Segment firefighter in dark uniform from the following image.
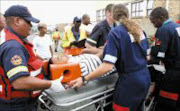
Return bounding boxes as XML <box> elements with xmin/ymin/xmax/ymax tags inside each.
<box><xmin>149</xmin><ymin>7</ymin><xmax>180</xmax><ymax>111</ymax></box>
<box><xmin>71</xmin><ymin>4</ymin><xmax>150</xmax><ymax>111</ymax></box>
<box><xmin>82</xmin><ymin>4</ymin><xmax>116</xmax><ymax>54</ymax></box>
<box><xmin>0</xmin><ymin>5</ymin><xmax>65</xmax><ymax>111</ymax></box>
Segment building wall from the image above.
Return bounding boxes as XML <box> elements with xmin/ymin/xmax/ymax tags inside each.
<box><xmin>95</xmin><ymin>0</ymin><xmax>180</xmax><ymax>37</ymax></box>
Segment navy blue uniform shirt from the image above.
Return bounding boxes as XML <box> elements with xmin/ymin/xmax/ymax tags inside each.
<box><xmin>86</xmin><ymin>20</ymin><xmax>112</xmax><ymax>48</ymax></box>
<box><xmin>103</xmin><ymin>25</ymin><xmax>149</xmax><ymax>73</ymax></box>
<box><xmin>150</xmin><ymin>20</ymin><xmax>180</xmax><ymax>70</ymax></box>
<box><xmin>0</xmin><ymin>27</ymin><xmax>34</xmax><ymax>104</ymax></box>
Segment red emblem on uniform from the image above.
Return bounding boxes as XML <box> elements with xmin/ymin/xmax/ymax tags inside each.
<box><xmin>155</xmin><ymin>39</ymin><xmax>161</xmax><ymax>46</ymax></box>
<box><xmin>11</xmin><ymin>55</ymin><xmax>22</xmax><ymax>65</ymax></box>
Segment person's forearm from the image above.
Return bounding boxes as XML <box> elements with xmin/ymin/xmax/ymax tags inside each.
<box><xmin>36</xmin><ymin>54</ymin><xmax>44</xmax><ymax>61</ymax></box>
<box><xmin>82</xmin><ymin>47</ymin><xmax>99</xmax><ymax>54</ymax></box>
<box><xmin>85</xmin><ymin>62</ymin><xmax>114</xmax><ymax>81</ymax></box>
<box><xmin>12</xmin><ymin>76</ymin><xmax>51</xmax><ymax>91</ymax></box>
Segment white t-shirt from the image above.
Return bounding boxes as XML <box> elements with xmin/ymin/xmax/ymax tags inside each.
<box><xmin>33</xmin><ymin>34</ymin><xmax>53</xmax><ymax>59</ymax></box>
<box><xmin>80</xmin><ymin>24</ymin><xmax>94</xmax><ymax>34</ymax></box>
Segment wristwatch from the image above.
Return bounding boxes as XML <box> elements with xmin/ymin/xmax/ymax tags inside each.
<box><xmin>81</xmin><ymin>76</ymin><xmax>88</xmax><ymax>86</ymax></box>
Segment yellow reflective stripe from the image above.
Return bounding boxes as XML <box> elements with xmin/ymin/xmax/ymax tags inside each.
<box><xmin>7</xmin><ymin>66</ymin><xmax>28</xmax><ymax>78</ymax></box>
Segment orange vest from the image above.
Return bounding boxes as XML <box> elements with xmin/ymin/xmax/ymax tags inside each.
<box><xmin>0</xmin><ymin>29</ymin><xmax>44</xmax><ymax>100</ymax></box>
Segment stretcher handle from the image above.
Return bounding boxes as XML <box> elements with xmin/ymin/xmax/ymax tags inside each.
<box><xmin>38</xmin><ymin>94</ymin><xmax>53</xmax><ymax>111</ymax></box>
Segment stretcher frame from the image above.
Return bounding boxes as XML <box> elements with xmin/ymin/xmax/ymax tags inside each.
<box><xmin>38</xmin><ymin>65</ymin><xmax>165</xmax><ymax>111</ymax></box>
<box><xmin>38</xmin><ymin>73</ymin><xmax>118</xmax><ymax>111</ymax></box>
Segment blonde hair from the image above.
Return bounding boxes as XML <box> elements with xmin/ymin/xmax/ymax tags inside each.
<box><xmin>113</xmin><ymin>4</ymin><xmax>142</xmax><ymax>43</ymax></box>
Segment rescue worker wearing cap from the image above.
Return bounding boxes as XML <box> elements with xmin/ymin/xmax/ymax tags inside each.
<box><xmin>149</xmin><ymin>7</ymin><xmax>180</xmax><ymax>111</ymax></box>
<box><xmin>71</xmin><ymin>4</ymin><xmax>150</xmax><ymax>111</ymax></box>
<box><xmin>61</xmin><ymin>17</ymin><xmax>87</xmax><ymax>48</ymax></box>
<box><xmin>0</xmin><ymin>5</ymin><xmax>65</xmax><ymax>111</ymax></box>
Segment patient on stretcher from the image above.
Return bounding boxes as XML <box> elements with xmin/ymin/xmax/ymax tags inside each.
<box><xmin>44</xmin><ymin>52</ymin><xmax>116</xmax><ymax>84</ymax></box>
<box><xmin>50</xmin><ymin>53</ymin><xmax>116</xmax><ymax>77</ymax></box>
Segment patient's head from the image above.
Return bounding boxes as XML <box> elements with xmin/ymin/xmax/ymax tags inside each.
<box><xmin>52</xmin><ymin>54</ymin><xmax>69</xmax><ymax>64</ymax></box>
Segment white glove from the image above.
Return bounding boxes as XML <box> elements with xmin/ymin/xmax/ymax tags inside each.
<box><xmin>49</xmin><ymin>76</ymin><xmax>65</xmax><ymax>92</ymax></box>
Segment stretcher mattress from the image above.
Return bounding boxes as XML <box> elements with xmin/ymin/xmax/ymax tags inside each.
<box><xmin>44</xmin><ymin>73</ymin><xmax>118</xmax><ymax>105</ymax></box>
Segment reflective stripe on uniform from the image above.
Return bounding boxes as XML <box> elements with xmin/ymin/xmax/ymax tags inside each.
<box><xmin>7</xmin><ymin>66</ymin><xmax>28</xmax><ymax>78</ymax></box>
<box><xmin>159</xmin><ymin>90</ymin><xmax>179</xmax><ymax>101</ymax></box>
<box><xmin>113</xmin><ymin>103</ymin><xmax>130</xmax><ymax>111</ymax></box>
<box><xmin>0</xmin><ymin>85</ymin><xmax>2</xmax><ymax>92</ymax></box>
<box><xmin>30</xmin><ymin>68</ymin><xmax>42</xmax><ymax>77</ymax></box>
<box><xmin>147</xmin><ymin>48</ymin><xmax>151</xmax><ymax>55</ymax></box>
<box><xmin>32</xmin><ymin>90</ymin><xmax>41</xmax><ymax>94</ymax></box>
<box><xmin>103</xmin><ymin>54</ymin><xmax>117</xmax><ymax>64</ymax></box>
<box><xmin>157</xmin><ymin>52</ymin><xmax>165</xmax><ymax>58</ymax></box>
<box><xmin>86</xmin><ymin>38</ymin><xmax>97</xmax><ymax>44</ymax></box>
<box><xmin>176</xmin><ymin>27</ymin><xmax>180</xmax><ymax>37</ymax></box>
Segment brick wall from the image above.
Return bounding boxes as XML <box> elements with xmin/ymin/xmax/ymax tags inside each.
<box><xmin>133</xmin><ymin>0</ymin><xmax>180</xmax><ymax>37</ymax></box>
<box><xmin>168</xmin><ymin>0</ymin><xmax>180</xmax><ymax>21</ymax></box>
<box><xmin>133</xmin><ymin>17</ymin><xmax>157</xmax><ymax>37</ymax></box>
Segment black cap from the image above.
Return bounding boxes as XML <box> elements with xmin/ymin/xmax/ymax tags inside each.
<box><xmin>4</xmin><ymin>5</ymin><xmax>40</xmax><ymax>23</ymax></box>
<box><xmin>73</xmin><ymin>17</ymin><xmax>81</xmax><ymax>22</ymax></box>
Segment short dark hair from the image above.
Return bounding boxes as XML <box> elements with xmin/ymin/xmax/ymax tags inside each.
<box><xmin>150</xmin><ymin>7</ymin><xmax>169</xmax><ymax>19</ymax></box>
<box><xmin>105</xmin><ymin>4</ymin><xmax>114</xmax><ymax>12</ymax></box>
<box><xmin>82</xmin><ymin>14</ymin><xmax>89</xmax><ymax>20</ymax></box>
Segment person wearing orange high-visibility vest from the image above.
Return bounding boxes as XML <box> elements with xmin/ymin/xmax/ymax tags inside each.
<box><xmin>0</xmin><ymin>5</ymin><xmax>65</xmax><ymax>111</ymax></box>
<box><xmin>52</xmin><ymin>28</ymin><xmax>61</xmax><ymax>52</ymax></box>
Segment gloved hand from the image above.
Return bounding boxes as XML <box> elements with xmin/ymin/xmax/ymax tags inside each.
<box><xmin>48</xmin><ymin>76</ymin><xmax>65</xmax><ymax>92</ymax></box>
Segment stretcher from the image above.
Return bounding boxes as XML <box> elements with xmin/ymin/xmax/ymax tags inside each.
<box><xmin>38</xmin><ymin>73</ymin><xmax>118</xmax><ymax>111</ymax></box>
<box><xmin>40</xmin><ymin>60</ymin><xmax>165</xmax><ymax>111</ymax></box>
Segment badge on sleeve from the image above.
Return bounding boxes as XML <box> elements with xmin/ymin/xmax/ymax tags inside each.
<box><xmin>11</xmin><ymin>55</ymin><xmax>22</xmax><ymax>65</ymax></box>
<box><xmin>155</xmin><ymin>38</ymin><xmax>161</xmax><ymax>46</ymax></box>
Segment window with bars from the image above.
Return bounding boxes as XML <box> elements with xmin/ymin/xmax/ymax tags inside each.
<box><xmin>96</xmin><ymin>9</ymin><xmax>105</xmax><ymax>21</ymax></box>
<box><xmin>131</xmin><ymin>1</ymin><xmax>144</xmax><ymax>17</ymax></box>
<box><xmin>102</xmin><ymin>9</ymin><xmax>106</xmax><ymax>20</ymax></box>
<box><xmin>147</xmin><ymin>0</ymin><xmax>153</xmax><ymax>16</ymax></box>
<box><xmin>96</xmin><ymin>10</ymin><xmax>101</xmax><ymax>21</ymax></box>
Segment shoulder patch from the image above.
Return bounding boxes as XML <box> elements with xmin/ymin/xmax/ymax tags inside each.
<box><xmin>11</xmin><ymin>55</ymin><xmax>22</xmax><ymax>65</ymax></box>
<box><xmin>155</xmin><ymin>38</ymin><xmax>161</xmax><ymax>46</ymax></box>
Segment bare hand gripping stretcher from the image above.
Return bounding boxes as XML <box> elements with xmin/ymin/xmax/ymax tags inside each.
<box><xmin>39</xmin><ymin>61</ymin><xmax>118</xmax><ymax>111</ymax></box>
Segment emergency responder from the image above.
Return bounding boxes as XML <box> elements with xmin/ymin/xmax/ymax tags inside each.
<box><xmin>149</xmin><ymin>7</ymin><xmax>180</xmax><ymax>111</ymax></box>
<box><xmin>61</xmin><ymin>17</ymin><xmax>87</xmax><ymax>48</ymax></box>
<box><xmin>0</xmin><ymin>5</ymin><xmax>65</xmax><ymax>111</ymax></box>
<box><xmin>71</xmin><ymin>4</ymin><xmax>150</xmax><ymax>111</ymax></box>
<box><xmin>82</xmin><ymin>4</ymin><xmax>116</xmax><ymax>54</ymax></box>
<box><xmin>52</xmin><ymin>28</ymin><xmax>61</xmax><ymax>52</ymax></box>
<box><xmin>0</xmin><ymin>13</ymin><xmax>5</xmax><ymax>32</ymax></box>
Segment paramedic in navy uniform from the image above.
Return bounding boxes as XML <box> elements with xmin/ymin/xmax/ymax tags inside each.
<box><xmin>0</xmin><ymin>5</ymin><xmax>65</xmax><ymax>111</ymax></box>
<box><xmin>149</xmin><ymin>7</ymin><xmax>180</xmax><ymax>111</ymax></box>
<box><xmin>71</xmin><ymin>4</ymin><xmax>150</xmax><ymax>111</ymax></box>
